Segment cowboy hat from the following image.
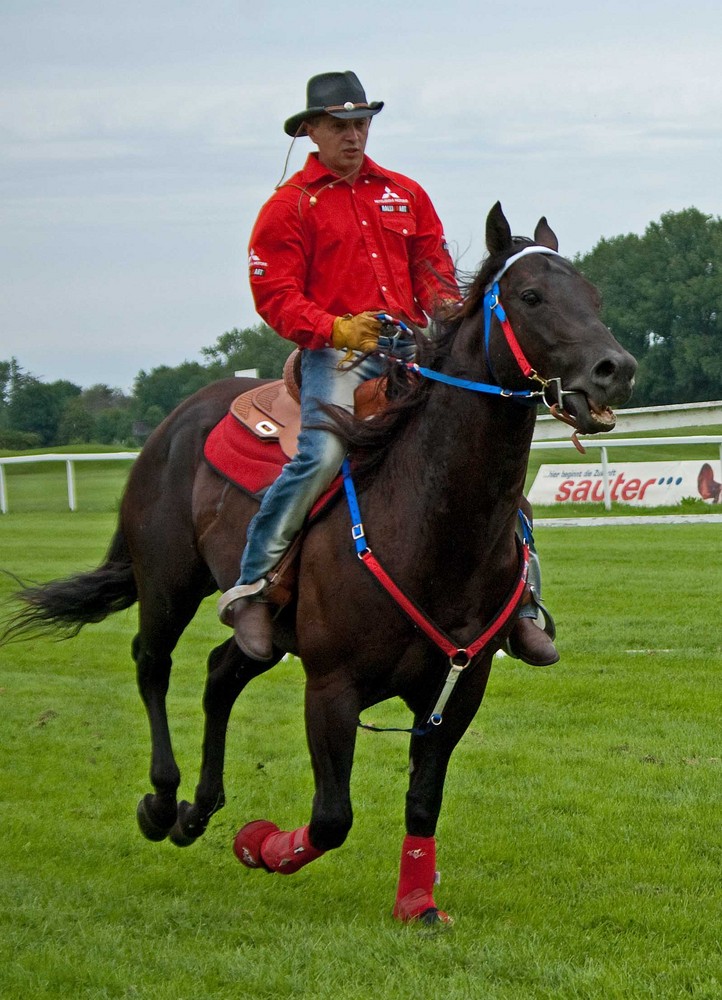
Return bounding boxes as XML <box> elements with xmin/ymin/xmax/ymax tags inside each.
<box><xmin>284</xmin><ymin>71</ymin><xmax>384</xmax><ymax>137</ymax></box>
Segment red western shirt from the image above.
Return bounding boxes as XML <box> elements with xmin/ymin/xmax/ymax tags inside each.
<box><xmin>247</xmin><ymin>153</ymin><xmax>459</xmax><ymax>350</ymax></box>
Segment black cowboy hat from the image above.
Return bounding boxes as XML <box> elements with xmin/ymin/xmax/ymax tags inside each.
<box><xmin>284</xmin><ymin>71</ymin><xmax>384</xmax><ymax>137</ymax></box>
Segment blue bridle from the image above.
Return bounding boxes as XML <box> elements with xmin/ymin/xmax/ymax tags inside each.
<box><xmin>377</xmin><ymin>245</ymin><xmax>565</xmax><ymax>404</ymax></box>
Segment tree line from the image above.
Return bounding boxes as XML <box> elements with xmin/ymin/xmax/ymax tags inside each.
<box><xmin>2</xmin><ymin>207</ymin><xmax>720</xmax><ymax>450</ymax></box>
<box><xmin>0</xmin><ymin>324</ymin><xmax>294</xmax><ymax>450</ymax></box>
<box><xmin>574</xmin><ymin>206</ymin><xmax>721</xmax><ymax>407</ymax></box>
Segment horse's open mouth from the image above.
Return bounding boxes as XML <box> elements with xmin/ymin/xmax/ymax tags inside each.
<box><xmin>587</xmin><ymin>399</ymin><xmax>617</xmax><ymax>429</ymax></box>
<box><xmin>556</xmin><ymin>392</ymin><xmax>617</xmax><ymax>435</ymax></box>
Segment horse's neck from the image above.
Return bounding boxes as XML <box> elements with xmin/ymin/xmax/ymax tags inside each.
<box><xmin>355</xmin><ymin>386</ymin><xmax>536</xmax><ymax>630</ymax></box>
<box><xmin>372</xmin><ymin>386</ymin><xmax>536</xmax><ymax>557</ymax></box>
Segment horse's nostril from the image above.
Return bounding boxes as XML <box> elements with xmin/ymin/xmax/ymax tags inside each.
<box><xmin>592</xmin><ymin>352</ymin><xmax>637</xmax><ymax>387</ymax></box>
<box><xmin>593</xmin><ymin>359</ymin><xmax>617</xmax><ymax>382</ymax></box>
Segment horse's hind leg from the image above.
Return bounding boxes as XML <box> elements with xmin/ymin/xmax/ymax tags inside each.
<box><xmin>234</xmin><ymin>675</ymin><xmax>360</xmax><ymax>873</ymax></box>
<box><xmin>134</xmin><ymin>581</ymin><xmax>208</xmax><ymax>842</ymax></box>
<box><xmin>169</xmin><ymin>638</ymin><xmax>280</xmax><ymax>846</ymax></box>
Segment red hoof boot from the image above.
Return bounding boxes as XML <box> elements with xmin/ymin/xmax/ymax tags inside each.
<box><xmin>393</xmin><ymin>889</ymin><xmax>453</xmax><ymax>926</ymax></box>
<box><xmin>233</xmin><ymin>820</ymin><xmax>279</xmax><ymax>871</ymax></box>
<box><xmin>259</xmin><ymin>825</ymin><xmax>325</xmax><ymax>875</ymax></box>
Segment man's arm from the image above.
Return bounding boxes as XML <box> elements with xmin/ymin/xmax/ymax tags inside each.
<box><xmin>408</xmin><ymin>187</ymin><xmax>461</xmax><ymax>316</ymax></box>
<box><xmin>248</xmin><ymin>197</ymin><xmax>336</xmax><ymax>350</ymax></box>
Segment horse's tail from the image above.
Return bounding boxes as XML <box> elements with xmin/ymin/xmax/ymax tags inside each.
<box><xmin>0</xmin><ymin>526</ymin><xmax>137</xmax><ymax>644</ymax></box>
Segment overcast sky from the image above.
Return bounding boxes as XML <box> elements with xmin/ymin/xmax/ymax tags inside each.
<box><xmin>2</xmin><ymin>0</ymin><xmax>721</xmax><ymax>392</ymax></box>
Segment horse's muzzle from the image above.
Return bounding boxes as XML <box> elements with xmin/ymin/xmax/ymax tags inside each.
<box><xmin>589</xmin><ymin>348</ymin><xmax>637</xmax><ymax>407</ymax></box>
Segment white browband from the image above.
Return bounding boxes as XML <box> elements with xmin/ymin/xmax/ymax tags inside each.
<box><xmin>486</xmin><ymin>245</ymin><xmax>563</xmax><ymax>291</ymax></box>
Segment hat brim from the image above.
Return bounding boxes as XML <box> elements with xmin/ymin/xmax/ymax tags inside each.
<box><xmin>284</xmin><ymin>101</ymin><xmax>383</xmax><ymax>137</ymax></box>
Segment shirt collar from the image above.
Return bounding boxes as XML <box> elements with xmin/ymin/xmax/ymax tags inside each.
<box><xmin>300</xmin><ymin>153</ymin><xmax>386</xmax><ymax>185</ymax></box>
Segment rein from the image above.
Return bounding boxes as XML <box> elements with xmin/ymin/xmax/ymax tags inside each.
<box><xmin>342</xmin><ymin>458</ymin><xmax>530</xmax><ymax>736</ymax></box>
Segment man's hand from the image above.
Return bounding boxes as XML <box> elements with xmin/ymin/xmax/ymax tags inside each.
<box><xmin>331</xmin><ymin>311</ymin><xmax>382</xmax><ymax>354</ymax></box>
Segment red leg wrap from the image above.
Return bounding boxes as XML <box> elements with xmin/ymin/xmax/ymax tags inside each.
<box><xmin>393</xmin><ymin>835</ymin><xmax>450</xmax><ymax>923</ymax></box>
<box><xmin>260</xmin><ymin>824</ymin><xmax>325</xmax><ymax>876</ymax></box>
<box><xmin>233</xmin><ymin>820</ymin><xmax>280</xmax><ymax>870</ymax></box>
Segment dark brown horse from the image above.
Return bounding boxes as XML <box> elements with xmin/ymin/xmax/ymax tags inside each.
<box><xmin>1</xmin><ymin>203</ymin><xmax>636</xmax><ymax>924</ymax></box>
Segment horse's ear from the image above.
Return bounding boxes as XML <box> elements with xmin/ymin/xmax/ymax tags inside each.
<box><xmin>534</xmin><ymin>217</ymin><xmax>559</xmax><ymax>252</ymax></box>
<box><xmin>486</xmin><ymin>201</ymin><xmax>513</xmax><ymax>255</ymax></box>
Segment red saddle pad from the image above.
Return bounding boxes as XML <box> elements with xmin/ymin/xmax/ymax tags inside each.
<box><xmin>204</xmin><ymin>411</ymin><xmax>288</xmax><ymax>498</ymax></box>
<box><xmin>203</xmin><ymin>411</ymin><xmax>343</xmax><ymax>519</ymax></box>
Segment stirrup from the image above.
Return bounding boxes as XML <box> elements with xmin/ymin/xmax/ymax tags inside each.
<box><xmin>503</xmin><ymin>590</ymin><xmax>556</xmax><ymax>659</ymax></box>
<box><xmin>217</xmin><ymin>579</ymin><xmax>267</xmax><ymax>624</ymax></box>
<box><xmin>529</xmin><ymin>592</ymin><xmax>556</xmax><ymax>641</ymax></box>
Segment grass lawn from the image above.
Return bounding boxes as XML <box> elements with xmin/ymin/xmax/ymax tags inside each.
<box><xmin>1</xmin><ymin>474</ymin><xmax>721</xmax><ymax>998</ymax></box>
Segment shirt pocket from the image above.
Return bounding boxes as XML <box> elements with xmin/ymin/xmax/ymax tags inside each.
<box><xmin>380</xmin><ymin>213</ymin><xmax>417</xmax><ymax>239</ymax></box>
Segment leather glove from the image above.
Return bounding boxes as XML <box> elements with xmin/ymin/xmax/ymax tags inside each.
<box><xmin>331</xmin><ymin>311</ymin><xmax>382</xmax><ymax>355</ymax></box>
<box><xmin>436</xmin><ymin>297</ymin><xmax>463</xmax><ymax>320</ymax></box>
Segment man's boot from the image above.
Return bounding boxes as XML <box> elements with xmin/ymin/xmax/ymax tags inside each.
<box><xmin>218</xmin><ymin>582</ymin><xmax>274</xmax><ymax>662</ymax></box>
<box><xmin>507</xmin><ymin>608</ymin><xmax>559</xmax><ymax>666</ymax></box>
<box><xmin>506</xmin><ymin>516</ymin><xmax>559</xmax><ymax>666</ymax></box>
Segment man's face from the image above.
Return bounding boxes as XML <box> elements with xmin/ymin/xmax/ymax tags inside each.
<box><xmin>305</xmin><ymin>116</ymin><xmax>370</xmax><ymax>178</ymax></box>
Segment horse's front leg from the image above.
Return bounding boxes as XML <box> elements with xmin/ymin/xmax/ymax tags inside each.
<box><xmin>394</xmin><ymin>656</ymin><xmax>493</xmax><ymax>925</ymax></box>
<box><xmin>234</xmin><ymin>673</ymin><xmax>360</xmax><ymax>874</ymax></box>
<box><xmin>169</xmin><ymin>639</ymin><xmax>281</xmax><ymax>846</ymax></box>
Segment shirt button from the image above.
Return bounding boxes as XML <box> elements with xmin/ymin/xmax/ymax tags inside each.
<box><xmin>381</xmin><ymin>286</ymin><xmax>387</xmax><ymax>292</ymax></box>
<box><xmin>362</xmin><ymin>220</ymin><xmax>368</xmax><ymax>226</ymax></box>
<box><xmin>402</xmin><ymin>229</ymin><xmax>408</xmax><ymax>235</ymax></box>
<box><xmin>371</xmin><ymin>253</ymin><xmax>378</xmax><ymax>258</ymax></box>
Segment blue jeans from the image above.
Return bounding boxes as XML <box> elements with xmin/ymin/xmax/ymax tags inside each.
<box><xmin>238</xmin><ymin>338</ymin><xmax>415</xmax><ymax>585</ymax></box>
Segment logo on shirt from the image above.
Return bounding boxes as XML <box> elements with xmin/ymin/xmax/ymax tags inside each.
<box><xmin>248</xmin><ymin>247</ymin><xmax>267</xmax><ymax>277</ymax></box>
<box><xmin>375</xmin><ymin>185</ymin><xmax>410</xmax><ymax>214</ymax></box>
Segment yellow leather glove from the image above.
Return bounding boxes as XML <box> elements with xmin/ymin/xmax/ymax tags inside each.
<box><xmin>331</xmin><ymin>311</ymin><xmax>382</xmax><ymax>355</ymax></box>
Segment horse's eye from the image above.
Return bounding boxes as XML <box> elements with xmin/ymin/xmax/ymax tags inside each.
<box><xmin>520</xmin><ymin>289</ymin><xmax>541</xmax><ymax>306</ymax></box>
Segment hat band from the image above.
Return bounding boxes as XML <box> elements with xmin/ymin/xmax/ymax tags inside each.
<box><xmin>324</xmin><ymin>102</ymin><xmax>372</xmax><ymax>113</ymax></box>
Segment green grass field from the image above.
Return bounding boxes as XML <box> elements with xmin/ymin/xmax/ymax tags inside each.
<box><xmin>1</xmin><ymin>460</ymin><xmax>721</xmax><ymax>998</ymax></box>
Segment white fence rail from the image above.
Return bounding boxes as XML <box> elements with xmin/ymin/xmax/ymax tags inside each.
<box><xmin>533</xmin><ymin>399</ymin><xmax>722</xmax><ymax>440</ymax></box>
<box><xmin>2</xmin><ymin>436</ymin><xmax>722</xmax><ymax>514</ymax></box>
<box><xmin>0</xmin><ymin>453</ymin><xmax>138</xmax><ymax>514</ymax></box>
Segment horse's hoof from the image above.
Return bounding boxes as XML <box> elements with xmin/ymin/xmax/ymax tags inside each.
<box><xmin>168</xmin><ymin>801</ymin><xmax>204</xmax><ymax>847</ymax></box>
<box><xmin>233</xmin><ymin>820</ymin><xmax>279</xmax><ymax>871</ymax></box>
<box><xmin>418</xmin><ymin>907</ymin><xmax>454</xmax><ymax>928</ymax></box>
<box><xmin>136</xmin><ymin>794</ymin><xmax>175</xmax><ymax>842</ymax></box>
<box><xmin>394</xmin><ymin>905</ymin><xmax>454</xmax><ymax>928</ymax></box>
<box><xmin>393</xmin><ymin>889</ymin><xmax>454</xmax><ymax>927</ymax></box>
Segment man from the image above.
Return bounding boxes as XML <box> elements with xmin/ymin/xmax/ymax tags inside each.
<box><xmin>218</xmin><ymin>70</ymin><xmax>558</xmax><ymax>668</ymax></box>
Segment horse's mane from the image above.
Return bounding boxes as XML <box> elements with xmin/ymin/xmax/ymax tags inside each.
<box><xmin>324</xmin><ymin>237</ymin><xmax>535</xmax><ymax>474</ymax></box>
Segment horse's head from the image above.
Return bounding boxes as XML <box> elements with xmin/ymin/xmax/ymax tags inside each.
<box><xmin>458</xmin><ymin>202</ymin><xmax>637</xmax><ymax>435</ymax></box>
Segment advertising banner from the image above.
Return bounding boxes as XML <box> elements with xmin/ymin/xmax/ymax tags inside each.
<box><xmin>527</xmin><ymin>460</ymin><xmax>722</xmax><ymax>507</ymax></box>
